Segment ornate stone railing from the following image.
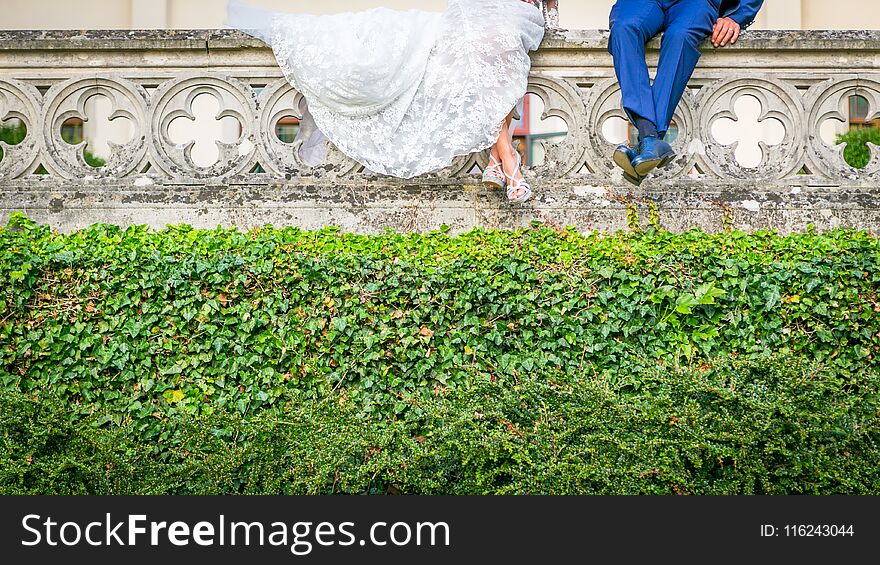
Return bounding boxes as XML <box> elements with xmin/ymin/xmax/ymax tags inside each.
<box><xmin>1</xmin><ymin>29</ymin><xmax>879</xmax><ymax>233</ymax></box>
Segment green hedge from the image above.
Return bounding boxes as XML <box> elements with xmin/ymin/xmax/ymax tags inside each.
<box><xmin>3</xmin><ymin>354</ymin><xmax>878</xmax><ymax>495</ymax></box>
<box><xmin>1</xmin><ymin>214</ymin><xmax>879</xmax><ymax>493</ymax></box>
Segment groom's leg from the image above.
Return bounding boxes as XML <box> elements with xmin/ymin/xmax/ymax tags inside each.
<box><xmin>608</xmin><ymin>0</ymin><xmax>665</xmax><ymax>133</ymax></box>
<box><xmin>651</xmin><ymin>0</ymin><xmax>719</xmax><ymax>137</ymax></box>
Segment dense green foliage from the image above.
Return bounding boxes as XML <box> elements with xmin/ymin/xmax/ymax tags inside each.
<box><xmin>836</xmin><ymin>126</ymin><xmax>880</xmax><ymax>169</ymax></box>
<box><xmin>2</xmin><ymin>355</ymin><xmax>878</xmax><ymax>495</ymax></box>
<box><xmin>1</xmin><ymin>214</ymin><xmax>879</xmax><ymax>493</ymax></box>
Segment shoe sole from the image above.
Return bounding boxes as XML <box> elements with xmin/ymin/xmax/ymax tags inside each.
<box><xmin>612</xmin><ymin>148</ymin><xmax>639</xmax><ymax>178</ymax></box>
<box><xmin>622</xmin><ymin>172</ymin><xmax>643</xmax><ymax>187</ymax></box>
<box><xmin>483</xmin><ymin>179</ymin><xmax>504</xmax><ymax>190</ymax></box>
<box><xmin>633</xmin><ymin>151</ymin><xmax>676</xmax><ymax>177</ymax></box>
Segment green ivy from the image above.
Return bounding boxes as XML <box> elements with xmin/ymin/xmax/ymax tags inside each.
<box><xmin>1</xmin><ymin>214</ymin><xmax>879</xmax><ymax>493</ymax></box>
<box><xmin>2</xmin><ymin>355</ymin><xmax>877</xmax><ymax>494</ymax></box>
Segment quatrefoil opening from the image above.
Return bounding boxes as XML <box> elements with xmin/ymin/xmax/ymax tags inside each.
<box><xmin>601</xmin><ymin>116</ymin><xmax>681</xmax><ymax>146</ymax></box>
<box><xmin>59</xmin><ymin>93</ymin><xmax>134</xmax><ymax>168</ymax></box>
<box><xmin>711</xmin><ymin>94</ymin><xmax>785</xmax><ymax>169</ymax></box>
<box><xmin>0</xmin><ymin>90</ymin><xmax>29</xmax><ymax>165</ymax></box>
<box><xmin>517</xmin><ymin>92</ymin><xmax>569</xmax><ymax>167</ymax></box>
<box><xmin>167</xmin><ymin>91</ymin><xmax>250</xmax><ymax>168</ymax></box>
<box><xmin>818</xmin><ymin>94</ymin><xmax>880</xmax><ymax>170</ymax></box>
<box><xmin>0</xmin><ymin>117</ymin><xmax>27</xmax><ymax>164</ymax></box>
<box><xmin>601</xmin><ymin>115</ymin><xmax>630</xmax><ymax>146</ymax></box>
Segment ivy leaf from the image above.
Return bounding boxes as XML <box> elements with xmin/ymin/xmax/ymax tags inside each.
<box><xmin>675</xmin><ymin>294</ymin><xmax>699</xmax><ymax>314</ymax></box>
<box><xmin>764</xmin><ymin>289</ymin><xmax>781</xmax><ymax>311</ymax></box>
<box><xmin>160</xmin><ymin>363</ymin><xmax>185</xmax><ymax>376</ymax></box>
<box><xmin>694</xmin><ymin>282</ymin><xmax>726</xmax><ymax>305</ymax></box>
<box><xmin>331</xmin><ymin>317</ymin><xmax>347</xmax><ymax>332</ymax></box>
<box><xmin>163</xmin><ymin>390</ymin><xmax>185</xmax><ymax>404</ymax></box>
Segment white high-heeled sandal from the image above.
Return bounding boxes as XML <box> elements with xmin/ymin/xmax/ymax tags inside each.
<box><xmin>504</xmin><ymin>152</ymin><xmax>532</xmax><ymax>204</ymax></box>
<box><xmin>482</xmin><ymin>153</ymin><xmax>506</xmax><ymax>190</ymax></box>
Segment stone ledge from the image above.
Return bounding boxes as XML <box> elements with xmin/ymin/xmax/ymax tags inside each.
<box><xmin>1</xmin><ymin>28</ymin><xmax>879</xmax><ymax>53</ymax></box>
<box><xmin>4</xmin><ymin>180</ymin><xmax>878</xmax><ymax>236</ymax></box>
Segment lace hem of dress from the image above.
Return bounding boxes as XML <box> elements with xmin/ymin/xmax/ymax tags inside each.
<box><xmin>229</xmin><ymin>0</ymin><xmax>545</xmax><ymax>178</ymax></box>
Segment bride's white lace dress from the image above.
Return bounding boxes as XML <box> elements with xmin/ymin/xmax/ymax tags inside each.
<box><xmin>226</xmin><ymin>0</ymin><xmax>545</xmax><ymax>178</ymax></box>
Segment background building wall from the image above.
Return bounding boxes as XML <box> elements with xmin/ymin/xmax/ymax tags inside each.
<box><xmin>1</xmin><ymin>0</ymin><xmax>133</xmax><ymax>29</ymax></box>
<box><xmin>801</xmin><ymin>0</ymin><xmax>880</xmax><ymax>29</ymax></box>
<box><xmin>3</xmin><ymin>0</ymin><xmax>880</xmax><ymax>30</ymax></box>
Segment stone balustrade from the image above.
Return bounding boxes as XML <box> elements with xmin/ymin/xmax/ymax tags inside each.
<box><xmin>1</xmin><ymin>29</ymin><xmax>879</xmax><ymax>234</ymax></box>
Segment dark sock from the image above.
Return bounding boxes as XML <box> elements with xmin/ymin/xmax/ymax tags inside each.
<box><xmin>635</xmin><ymin>117</ymin><xmax>658</xmax><ymax>142</ymax></box>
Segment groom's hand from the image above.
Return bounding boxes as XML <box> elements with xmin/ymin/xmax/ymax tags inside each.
<box><xmin>711</xmin><ymin>17</ymin><xmax>741</xmax><ymax>47</ymax></box>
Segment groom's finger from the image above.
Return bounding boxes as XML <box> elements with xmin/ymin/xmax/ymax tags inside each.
<box><xmin>712</xmin><ymin>23</ymin><xmax>728</xmax><ymax>47</ymax></box>
<box><xmin>720</xmin><ymin>24</ymin><xmax>736</xmax><ymax>46</ymax></box>
<box><xmin>711</xmin><ymin>19</ymin><xmax>724</xmax><ymax>45</ymax></box>
<box><xmin>730</xmin><ymin>25</ymin><xmax>741</xmax><ymax>45</ymax></box>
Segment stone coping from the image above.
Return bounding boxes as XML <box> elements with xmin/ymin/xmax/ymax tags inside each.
<box><xmin>6</xmin><ymin>178</ymin><xmax>879</xmax><ymax>236</ymax></box>
<box><xmin>0</xmin><ymin>28</ymin><xmax>878</xmax><ymax>53</ymax></box>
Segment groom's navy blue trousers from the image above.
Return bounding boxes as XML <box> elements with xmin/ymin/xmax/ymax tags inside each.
<box><xmin>609</xmin><ymin>0</ymin><xmax>721</xmax><ymax>137</ymax></box>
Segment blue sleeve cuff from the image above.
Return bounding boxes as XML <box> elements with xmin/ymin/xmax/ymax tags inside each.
<box><xmin>725</xmin><ymin>11</ymin><xmax>756</xmax><ymax>29</ymax></box>
<box><xmin>726</xmin><ymin>0</ymin><xmax>764</xmax><ymax>29</ymax></box>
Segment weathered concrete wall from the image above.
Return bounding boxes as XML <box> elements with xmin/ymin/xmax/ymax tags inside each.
<box><xmin>9</xmin><ymin>178</ymin><xmax>879</xmax><ymax>236</ymax></box>
<box><xmin>1</xmin><ymin>29</ymin><xmax>879</xmax><ymax>235</ymax></box>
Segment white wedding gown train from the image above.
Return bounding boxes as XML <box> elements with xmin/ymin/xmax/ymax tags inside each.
<box><xmin>225</xmin><ymin>0</ymin><xmax>544</xmax><ymax>178</ymax></box>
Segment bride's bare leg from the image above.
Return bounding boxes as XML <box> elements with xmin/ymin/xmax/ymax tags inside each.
<box><xmin>489</xmin><ymin>143</ymin><xmax>502</xmax><ymax>168</ymax></box>
<box><xmin>489</xmin><ymin>111</ymin><xmax>513</xmax><ymax>171</ymax></box>
<box><xmin>492</xmin><ymin>112</ymin><xmax>527</xmax><ymax>200</ymax></box>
